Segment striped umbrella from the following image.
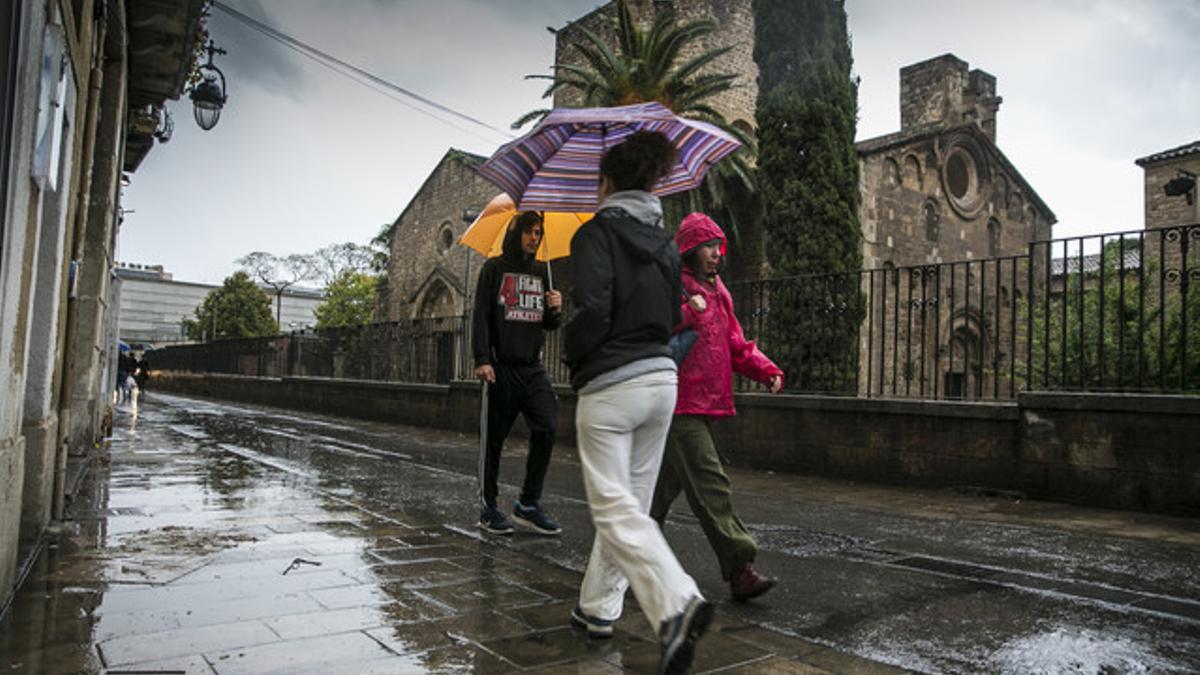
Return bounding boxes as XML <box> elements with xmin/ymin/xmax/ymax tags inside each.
<box><xmin>478</xmin><ymin>102</ymin><xmax>741</xmax><ymax>213</ymax></box>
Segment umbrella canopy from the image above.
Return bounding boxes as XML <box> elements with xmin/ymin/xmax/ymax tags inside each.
<box><xmin>478</xmin><ymin>102</ymin><xmax>741</xmax><ymax>213</ymax></box>
<box><xmin>118</xmin><ymin>340</ymin><xmax>131</xmax><ymax>352</ymax></box>
<box><xmin>459</xmin><ymin>193</ymin><xmax>590</xmax><ymax>262</ymax></box>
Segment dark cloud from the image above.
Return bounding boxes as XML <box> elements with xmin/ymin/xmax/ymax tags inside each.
<box><xmin>208</xmin><ymin>0</ymin><xmax>311</xmax><ymax>99</ymax></box>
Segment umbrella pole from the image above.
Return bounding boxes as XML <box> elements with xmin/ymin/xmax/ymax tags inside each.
<box><xmin>477</xmin><ymin>379</ymin><xmax>489</xmax><ymax>512</ymax></box>
<box><xmin>543</xmin><ymin>225</ymin><xmax>554</xmax><ymax>290</ymax></box>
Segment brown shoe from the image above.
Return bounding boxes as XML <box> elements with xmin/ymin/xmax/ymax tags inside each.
<box><xmin>730</xmin><ymin>563</ymin><xmax>776</xmax><ymax>602</ymax></box>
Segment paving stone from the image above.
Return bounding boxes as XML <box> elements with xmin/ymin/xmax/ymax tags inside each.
<box><xmin>98</xmin><ymin>620</ymin><xmax>279</xmax><ymax>666</ymax></box>
<box><xmin>523</xmin><ymin>659</ymin><xmax>626</xmax><ymax>674</ymax></box>
<box><xmin>96</xmin><ymin>570</ymin><xmax>361</xmax><ymax>614</ymax></box>
<box><xmin>604</xmin><ymin>630</ymin><xmax>771</xmax><ymax>673</ymax></box>
<box><xmin>367</xmin><ymin>544</ymin><xmax>476</xmax><ymax>564</ymax></box>
<box><xmin>508</xmin><ymin>599</ymin><xmax>576</xmax><ymax>631</ymax></box>
<box><xmin>175</xmin><ymin>552</ymin><xmax>374</xmax><ymax>585</ymax></box>
<box><xmin>264</xmin><ymin>604</ymin><xmax>404</xmax><ymax>640</ymax></box>
<box><xmin>720</xmin><ymin>624</ymin><xmax>828</xmax><ymax>659</ymax></box>
<box><xmin>355</xmin><ymin>559</ymin><xmax>476</xmax><ymax>586</ymax></box>
<box><xmin>484</xmin><ymin>625</ymin><xmax>647</xmax><ymax>669</ymax></box>
<box><xmin>365</xmin><ymin>609</ymin><xmax>531</xmax><ymax>654</ymax></box>
<box><xmin>205</xmin><ymin>631</ymin><xmax>392</xmax><ymax>674</ymax></box>
<box><xmin>414</xmin><ymin>576</ymin><xmax>552</xmax><ymax>612</ymax></box>
<box><xmin>105</xmin><ymin>654</ymin><xmax>217</xmax><ymax>674</ymax></box>
<box><xmin>717</xmin><ymin>655</ymin><xmax>834</xmax><ymax>674</ymax></box>
<box><xmin>305</xmin><ymin>582</ymin><xmax>406</xmax><ymax>610</ymax></box>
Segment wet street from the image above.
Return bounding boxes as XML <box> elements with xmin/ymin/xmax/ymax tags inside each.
<box><xmin>2</xmin><ymin>392</ymin><xmax>1199</xmax><ymax>674</ymax></box>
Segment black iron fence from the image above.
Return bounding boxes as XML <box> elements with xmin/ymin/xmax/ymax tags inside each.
<box><xmin>153</xmin><ymin>225</ymin><xmax>1200</xmax><ymax>399</ymax></box>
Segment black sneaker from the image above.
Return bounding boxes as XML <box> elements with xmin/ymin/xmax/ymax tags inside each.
<box><xmin>512</xmin><ymin>499</ymin><xmax>562</xmax><ymax>535</ymax></box>
<box><xmin>658</xmin><ymin>596</ymin><xmax>714</xmax><ymax>675</ymax></box>
<box><xmin>478</xmin><ymin>506</ymin><xmax>514</xmax><ymax>535</ymax></box>
<box><xmin>570</xmin><ymin>605</ymin><xmax>614</xmax><ymax>639</ymax></box>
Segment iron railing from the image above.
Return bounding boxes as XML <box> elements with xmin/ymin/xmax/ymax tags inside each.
<box><xmin>153</xmin><ymin>225</ymin><xmax>1200</xmax><ymax>399</ymax></box>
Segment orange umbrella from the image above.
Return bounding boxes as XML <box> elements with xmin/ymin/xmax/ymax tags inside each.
<box><xmin>458</xmin><ymin>193</ymin><xmax>590</xmax><ymax>263</ymax></box>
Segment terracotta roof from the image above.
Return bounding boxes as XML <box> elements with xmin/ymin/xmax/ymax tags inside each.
<box><xmin>1135</xmin><ymin>140</ymin><xmax>1200</xmax><ymax>166</ymax></box>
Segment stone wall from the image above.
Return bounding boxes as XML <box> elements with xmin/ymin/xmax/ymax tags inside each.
<box><xmin>386</xmin><ymin>153</ymin><xmax>498</xmax><ymax>321</ymax></box>
<box><xmin>152</xmin><ymin>372</ymin><xmax>1200</xmax><ymax>515</ymax></box>
<box><xmin>859</xmin><ymin>136</ymin><xmax>1050</xmax><ymax>270</ymax></box>
<box><xmin>900</xmin><ymin>54</ymin><xmax>1001</xmax><ymax>142</ymax></box>
<box><xmin>1141</xmin><ymin>153</ymin><xmax>1200</xmax><ymax>230</ymax></box>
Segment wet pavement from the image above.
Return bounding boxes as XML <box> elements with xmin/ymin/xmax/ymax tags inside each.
<box><xmin>2</xmin><ymin>391</ymin><xmax>1198</xmax><ymax>674</ymax></box>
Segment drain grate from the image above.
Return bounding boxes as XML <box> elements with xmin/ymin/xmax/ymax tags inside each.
<box><xmin>889</xmin><ymin>555</ymin><xmax>1003</xmax><ymax>580</ymax></box>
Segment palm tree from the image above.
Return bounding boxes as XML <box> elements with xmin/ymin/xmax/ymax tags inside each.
<box><xmin>515</xmin><ymin>0</ymin><xmax>756</xmax><ymax>223</ymax></box>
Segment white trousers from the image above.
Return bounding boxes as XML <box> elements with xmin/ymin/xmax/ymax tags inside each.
<box><xmin>575</xmin><ymin>370</ymin><xmax>701</xmax><ymax>632</ymax></box>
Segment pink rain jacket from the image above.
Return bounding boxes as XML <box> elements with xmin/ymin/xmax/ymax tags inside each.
<box><xmin>675</xmin><ymin>213</ymin><xmax>783</xmax><ymax>418</ymax></box>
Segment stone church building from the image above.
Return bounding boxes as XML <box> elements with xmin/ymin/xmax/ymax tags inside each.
<box><xmin>384</xmin><ymin>1</ymin><xmax>1054</xmax><ymax>327</ymax></box>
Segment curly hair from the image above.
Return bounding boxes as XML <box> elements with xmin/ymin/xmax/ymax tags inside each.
<box><xmin>600</xmin><ymin>131</ymin><xmax>676</xmax><ymax>192</ymax></box>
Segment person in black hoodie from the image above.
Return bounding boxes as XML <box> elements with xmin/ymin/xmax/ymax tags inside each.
<box><xmin>564</xmin><ymin>131</ymin><xmax>713</xmax><ymax>675</ymax></box>
<box><xmin>472</xmin><ymin>211</ymin><xmax>563</xmax><ymax>535</ymax></box>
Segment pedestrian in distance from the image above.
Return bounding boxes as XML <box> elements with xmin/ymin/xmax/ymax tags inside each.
<box><xmin>651</xmin><ymin>212</ymin><xmax>785</xmax><ymax>602</ymax></box>
<box><xmin>564</xmin><ymin>131</ymin><xmax>713</xmax><ymax>675</ymax></box>
<box><xmin>472</xmin><ymin>211</ymin><xmax>564</xmax><ymax>536</ymax></box>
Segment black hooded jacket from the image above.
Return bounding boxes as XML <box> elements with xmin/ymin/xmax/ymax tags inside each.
<box><xmin>472</xmin><ymin>223</ymin><xmax>560</xmax><ymax>368</ymax></box>
<box><xmin>564</xmin><ymin>204</ymin><xmax>682</xmax><ymax>391</ymax></box>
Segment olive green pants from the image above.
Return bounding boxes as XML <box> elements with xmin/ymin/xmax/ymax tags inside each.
<box><xmin>649</xmin><ymin>414</ymin><xmax>757</xmax><ymax>580</ymax></box>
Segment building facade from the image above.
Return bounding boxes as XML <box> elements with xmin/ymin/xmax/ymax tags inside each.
<box><xmin>383</xmin><ymin>3</ymin><xmax>1057</xmax><ymax>403</ymax></box>
<box><xmin>0</xmin><ymin>0</ymin><xmax>203</xmax><ymax>610</ymax></box>
<box><xmin>115</xmin><ymin>264</ymin><xmax>324</xmax><ymax>345</ymax></box>
<box><xmin>1137</xmin><ymin>140</ymin><xmax>1200</xmax><ymax>232</ymax></box>
<box><xmin>384</xmin><ymin>150</ymin><xmax>498</xmax><ymax>321</ymax></box>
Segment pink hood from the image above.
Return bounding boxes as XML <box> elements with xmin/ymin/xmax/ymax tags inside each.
<box><xmin>676</xmin><ymin>212</ymin><xmax>727</xmax><ymax>258</ymax></box>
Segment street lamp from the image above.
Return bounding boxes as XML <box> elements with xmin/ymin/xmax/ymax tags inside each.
<box><xmin>189</xmin><ymin>41</ymin><xmax>228</xmax><ymax>131</ymax></box>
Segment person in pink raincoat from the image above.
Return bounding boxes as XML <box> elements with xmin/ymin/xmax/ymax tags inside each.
<box><xmin>650</xmin><ymin>212</ymin><xmax>785</xmax><ymax>602</ymax></box>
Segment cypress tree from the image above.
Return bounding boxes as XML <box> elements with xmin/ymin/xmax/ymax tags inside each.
<box><xmin>753</xmin><ymin>0</ymin><xmax>863</xmax><ymax>391</ymax></box>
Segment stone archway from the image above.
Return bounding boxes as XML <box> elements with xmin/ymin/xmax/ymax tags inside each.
<box><xmin>415</xmin><ymin>278</ymin><xmax>458</xmax><ymax>319</ymax></box>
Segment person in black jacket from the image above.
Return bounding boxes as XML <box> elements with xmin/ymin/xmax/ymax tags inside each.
<box><xmin>564</xmin><ymin>131</ymin><xmax>713</xmax><ymax>675</ymax></box>
<box><xmin>472</xmin><ymin>212</ymin><xmax>563</xmax><ymax>535</ymax></box>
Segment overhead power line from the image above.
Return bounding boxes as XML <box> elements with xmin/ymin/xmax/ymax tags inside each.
<box><xmin>211</xmin><ymin>1</ymin><xmax>515</xmax><ymax>143</ymax></box>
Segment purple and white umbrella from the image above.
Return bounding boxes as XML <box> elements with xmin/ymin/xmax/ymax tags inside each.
<box><xmin>478</xmin><ymin>102</ymin><xmax>742</xmax><ymax>213</ymax></box>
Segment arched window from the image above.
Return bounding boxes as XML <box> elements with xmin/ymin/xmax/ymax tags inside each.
<box><xmin>903</xmin><ymin>154</ymin><xmax>922</xmax><ymax>189</ymax></box>
<box><xmin>883</xmin><ymin>157</ymin><xmax>901</xmax><ymax>188</ymax></box>
<box><xmin>923</xmin><ymin>200</ymin><xmax>940</xmax><ymax>242</ymax></box>
<box><xmin>437</xmin><ymin>222</ymin><xmax>454</xmax><ymax>255</ymax></box>
<box><xmin>987</xmin><ymin>218</ymin><xmax>1001</xmax><ymax>258</ymax></box>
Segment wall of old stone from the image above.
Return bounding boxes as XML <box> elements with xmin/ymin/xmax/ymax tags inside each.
<box><xmin>1142</xmin><ymin>154</ymin><xmax>1200</xmax><ymax>230</ymax></box>
<box><xmin>152</xmin><ymin>372</ymin><xmax>1200</xmax><ymax>515</ymax></box>
<box><xmin>860</xmin><ymin>137</ymin><xmax>1051</xmax><ymax>271</ymax></box>
<box><xmin>386</xmin><ymin>154</ymin><xmax>498</xmax><ymax>321</ymax></box>
<box><xmin>900</xmin><ymin>54</ymin><xmax>1000</xmax><ymax>142</ymax></box>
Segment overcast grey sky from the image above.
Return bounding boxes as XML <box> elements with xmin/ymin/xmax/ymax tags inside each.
<box><xmin>120</xmin><ymin>0</ymin><xmax>1200</xmax><ymax>284</ymax></box>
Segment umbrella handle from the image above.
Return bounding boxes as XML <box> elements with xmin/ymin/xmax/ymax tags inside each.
<box><xmin>543</xmin><ymin>224</ymin><xmax>554</xmax><ymax>290</ymax></box>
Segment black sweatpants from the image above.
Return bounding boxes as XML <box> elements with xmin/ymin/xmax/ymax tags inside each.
<box><xmin>480</xmin><ymin>363</ymin><xmax>557</xmax><ymax>509</ymax></box>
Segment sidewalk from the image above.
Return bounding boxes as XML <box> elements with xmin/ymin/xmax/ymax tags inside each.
<box><xmin>0</xmin><ymin>400</ymin><xmax>907</xmax><ymax>674</ymax></box>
